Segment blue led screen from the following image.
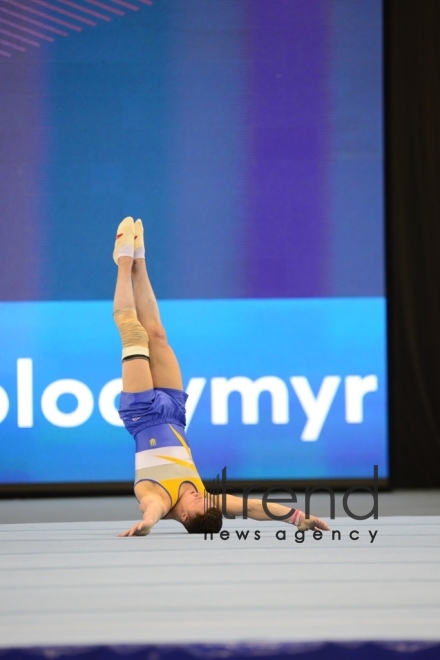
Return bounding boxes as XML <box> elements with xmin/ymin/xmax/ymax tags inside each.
<box><xmin>0</xmin><ymin>0</ymin><xmax>386</xmax><ymax>484</ymax></box>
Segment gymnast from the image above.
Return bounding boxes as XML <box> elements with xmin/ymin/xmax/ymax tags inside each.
<box><xmin>113</xmin><ymin>217</ymin><xmax>330</xmax><ymax>537</ymax></box>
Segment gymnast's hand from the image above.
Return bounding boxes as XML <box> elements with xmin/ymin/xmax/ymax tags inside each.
<box><xmin>118</xmin><ymin>498</ymin><xmax>166</xmax><ymax>537</ymax></box>
<box><xmin>118</xmin><ymin>521</ymin><xmax>153</xmax><ymax>537</ymax></box>
<box><xmin>297</xmin><ymin>514</ymin><xmax>330</xmax><ymax>532</ymax></box>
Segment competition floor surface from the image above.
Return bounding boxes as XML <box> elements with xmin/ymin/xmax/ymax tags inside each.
<box><xmin>1</xmin><ymin>493</ymin><xmax>440</xmax><ymax>658</ymax></box>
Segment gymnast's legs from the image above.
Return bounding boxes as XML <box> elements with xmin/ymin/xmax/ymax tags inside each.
<box><xmin>112</xmin><ymin>216</ymin><xmax>183</xmax><ymax>393</ymax></box>
<box><xmin>131</xmin><ymin>219</ymin><xmax>183</xmax><ymax>391</ymax></box>
<box><xmin>113</xmin><ymin>235</ymin><xmax>150</xmax><ymax>399</ymax></box>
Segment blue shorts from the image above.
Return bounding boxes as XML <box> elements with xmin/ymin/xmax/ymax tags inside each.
<box><xmin>119</xmin><ymin>387</ymin><xmax>188</xmax><ymax>438</ymax></box>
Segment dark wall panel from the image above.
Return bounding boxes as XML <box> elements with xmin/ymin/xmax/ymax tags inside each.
<box><xmin>387</xmin><ymin>0</ymin><xmax>440</xmax><ymax>487</ymax></box>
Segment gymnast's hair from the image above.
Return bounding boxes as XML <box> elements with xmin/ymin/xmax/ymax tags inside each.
<box><xmin>182</xmin><ymin>491</ymin><xmax>222</xmax><ymax>534</ymax></box>
<box><xmin>183</xmin><ymin>506</ymin><xmax>223</xmax><ymax>534</ymax></box>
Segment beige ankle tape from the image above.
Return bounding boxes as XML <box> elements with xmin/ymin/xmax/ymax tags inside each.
<box><xmin>113</xmin><ymin>308</ymin><xmax>150</xmax><ymax>362</ymax></box>
<box><xmin>121</xmin><ymin>346</ymin><xmax>150</xmax><ymax>361</ymax></box>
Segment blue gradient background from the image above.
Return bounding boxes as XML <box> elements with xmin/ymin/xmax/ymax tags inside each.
<box><xmin>0</xmin><ymin>0</ymin><xmax>383</xmax><ymax>301</ymax></box>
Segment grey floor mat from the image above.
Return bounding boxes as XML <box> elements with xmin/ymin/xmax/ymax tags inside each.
<box><xmin>1</xmin><ymin>516</ymin><xmax>439</xmax><ymax>647</ymax></box>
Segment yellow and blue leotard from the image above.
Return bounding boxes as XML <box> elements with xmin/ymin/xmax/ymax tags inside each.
<box><xmin>118</xmin><ymin>387</ymin><xmax>205</xmax><ymax>507</ymax></box>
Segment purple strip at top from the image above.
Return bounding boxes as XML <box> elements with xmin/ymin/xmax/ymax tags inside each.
<box><xmin>244</xmin><ymin>0</ymin><xmax>329</xmax><ymax>297</ymax></box>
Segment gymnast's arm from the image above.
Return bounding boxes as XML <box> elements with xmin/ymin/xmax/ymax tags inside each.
<box><xmin>220</xmin><ymin>494</ymin><xmax>330</xmax><ymax>531</ymax></box>
<box><xmin>118</xmin><ymin>495</ymin><xmax>168</xmax><ymax>537</ymax></box>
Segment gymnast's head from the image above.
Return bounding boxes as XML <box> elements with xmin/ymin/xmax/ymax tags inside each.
<box><xmin>177</xmin><ymin>489</ymin><xmax>223</xmax><ymax>534</ymax></box>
